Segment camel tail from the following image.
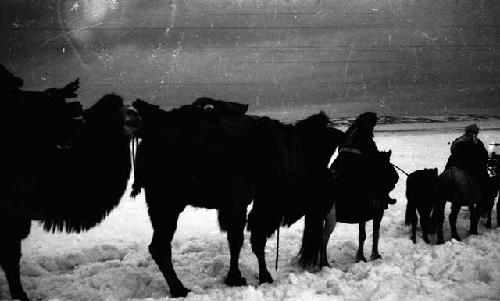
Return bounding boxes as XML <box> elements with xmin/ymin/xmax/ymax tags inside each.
<box><xmin>298</xmin><ymin>211</ymin><xmax>325</xmax><ymax>268</ymax></box>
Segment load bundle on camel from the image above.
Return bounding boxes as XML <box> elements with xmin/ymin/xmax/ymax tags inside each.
<box><xmin>2</xmin><ymin>64</ymin><xmax>82</xmax><ymax>216</ymax></box>
<box><xmin>2</xmin><ymin>64</ymin><xmax>82</xmax><ymax>152</ymax></box>
<box><xmin>0</xmin><ymin>65</ymin><xmax>140</xmax><ymax>301</ymax></box>
<box><xmin>131</xmin><ymin>97</ymin><xmax>344</xmax><ymax>298</ymax></box>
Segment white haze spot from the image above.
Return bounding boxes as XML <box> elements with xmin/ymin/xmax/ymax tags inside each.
<box><xmin>83</xmin><ymin>0</ymin><xmax>118</xmax><ymax>23</ymax></box>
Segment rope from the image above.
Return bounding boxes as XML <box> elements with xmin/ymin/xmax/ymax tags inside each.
<box><xmin>275</xmin><ymin>226</ymin><xmax>280</xmax><ymax>270</ymax></box>
<box><xmin>391</xmin><ymin>163</ymin><xmax>410</xmax><ymax>177</ymax></box>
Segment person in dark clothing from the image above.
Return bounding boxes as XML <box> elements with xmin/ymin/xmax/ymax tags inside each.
<box><xmin>336</xmin><ymin>111</ymin><xmax>396</xmax><ymax>206</ymax></box>
<box><xmin>445</xmin><ymin>124</ymin><xmax>489</xmax><ymax>203</ymax></box>
<box><xmin>342</xmin><ymin>111</ymin><xmax>379</xmax><ymax>154</ymax></box>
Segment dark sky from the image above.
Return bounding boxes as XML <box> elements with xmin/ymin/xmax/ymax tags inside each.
<box><xmin>1</xmin><ymin>0</ymin><xmax>500</xmax><ymax>117</ymax></box>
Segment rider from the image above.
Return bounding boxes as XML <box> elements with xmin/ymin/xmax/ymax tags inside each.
<box><xmin>445</xmin><ymin>124</ymin><xmax>489</xmax><ymax>201</ymax></box>
<box><xmin>338</xmin><ymin>111</ymin><xmax>396</xmax><ymax>206</ymax></box>
<box><xmin>342</xmin><ymin>111</ymin><xmax>379</xmax><ymax>154</ymax></box>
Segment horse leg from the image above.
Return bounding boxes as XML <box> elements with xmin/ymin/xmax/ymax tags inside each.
<box><xmin>469</xmin><ymin>203</ymin><xmax>479</xmax><ymax>235</ymax></box>
<box><xmin>496</xmin><ymin>196</ymin><xmax>500</xmax><ymax>228</ymax></box>
<box><xmin>148</xmin><ymin>205</ymin><xmax>188</xmax><ymax>298</ymax></box>
<box><xmin>356</xmin><ymin>222</ymin><xmax>367</xmax><ymax>263</ymax></box>
<box><xmin>420</xmin><ymin>218</ymin><xmax>431</xmax><ymax>244</ymax></box>
<box><xmin>370</xmin><ymin>211</ymin><xmax>383</xmax><ymax>261</ymax></box>
<box><xmin>419</xmin><ymin>208</ymin><xmax>432</xmax><ymax>244</ymax></box>
<box><xmin>405</xmin><ymin>199</ymin><xmax>418</xmax><ymax>243</ymax></box>
<box><xmin>319</xmin><ymin>206</ymin><xmax>336</xmax><ymax>267</ymax></box>
<box><xmin>223</xmin><ymin>207</ymin><xmax>247</xmax><ymax>287</ymax></box>
<box><xmin>431</xmin><ymin>200</ymin><xmax>446</xmax><ymax>244</ymax></box>
<box><xmin>449</xmin><ymin>204</ymin><xmax>461</xmax><ymax>241</ymax></box>
<box><xmin>485</xmin><ymin>200</ymin><xmax>493</xmax><ymax>228</ymax></box>
<box><xmin>410</xmin><ymin>220</ymin><xmax>418</xmax><ymax>244</ymax></box>
<box><xmin>0</xmin><ymin>219</ymin><xmax>31</xmax><ymax>301</ymax></box>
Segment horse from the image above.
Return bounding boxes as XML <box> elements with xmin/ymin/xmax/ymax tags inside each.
<box><xmin>482</xmin><ymin>158</ymin><xmax>500</xmax><ymax>228</ymax></box>
<box><xmin>131</xmin><ymin>98</ymin><xmax>344</xmax><ymax>297</ymax></box>
<box><xmin>404</xmin><ymin>168</ymin><xmax>440</xmax><ymax>243</ymax></box>
<box><xmin>298</xmin><ymin>149</ymin><xmax>399</xmax><ymax>267</ymax></box>
<box><xmin>430</xmin><ymin>167</ymin><xmax>483</xmax><ymax>244</ymax></box>
<box><xmin>0</xmin><ymin>90</ymin><xmax>140</xmax><ymax>301</ymax></box>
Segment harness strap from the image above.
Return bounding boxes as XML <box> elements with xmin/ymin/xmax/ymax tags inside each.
<box><xmin>339</xmin><ymin>147</ymin><xmax>363</xmax><ymax>155</ymax></box>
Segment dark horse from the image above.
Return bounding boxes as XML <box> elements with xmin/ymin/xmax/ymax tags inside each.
<box><xmin>482</xmin><ymin>157</ymin><xmax>500</xmax><ymax>228</ymax></box>
<box><xmin>407</xmin><ymin>167</ymin><xmax>500</xmax><ymax>244</ymax></box>
<box><xmin>405</xmin><ymin>168</ymin><xmax>440</xmax><ymax>243</ymax></box>
<box><xmin>431</xmin><ymin>167</ymin><xmax>482</xmax><ymax>243</ymax></box>
<box><xmin>131</xmin><ymin>98</ymin><xmax>344</xmax><ymax>297</ymax></box>
<box><xmin>0</xmin><ymin>85</ymin><xmax>140</xmax><ymax>300</ymax></box>
<box><xmin>298</xmin><ymin>150</ymin><xmax>399</xmax><ymax>267</ymax></box>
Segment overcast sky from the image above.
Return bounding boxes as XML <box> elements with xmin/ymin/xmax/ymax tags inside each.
<box><xmin>1</xmin><ymin>0</ymin><xmax>499</xmax><ymax>116</ymax></box>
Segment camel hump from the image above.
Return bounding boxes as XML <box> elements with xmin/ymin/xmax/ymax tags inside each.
<box><xmin>193</xmin><ymin>97</ymin><xmax>248</xmax><ymax>116</ymax></box>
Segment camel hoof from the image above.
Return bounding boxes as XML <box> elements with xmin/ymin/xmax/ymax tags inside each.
<box><xmin>355</xmin><ymin>255</ymin><xmax>367</xmax><ymax>263</ymax></box>
<box><xmin>169</xmin><ymin>286</ymin><xmax>190</xmax><ymax>298</ymax></box>
<box><xmin>12</xmin><ymin>291</ymin><xmax>30</xmax><ymax>301</ymax></box>
<box><xmin>259</xmin><ymin>272</ymin><xmax>274</xmax><ymax>284</ymax></box>
<box><xmin>320</xmin><ymin>261</ymin><xmax>331</xmax><ymax>268</ymax></box>
<box><xmin>225</xmin><ymin>275</ymin><xmax>247</xmax><ymax>287</ymax></box>
<box><xmin>370</xmin><ymin>253</ymin><xmax>382</xmax><ymax>261</ymax></box>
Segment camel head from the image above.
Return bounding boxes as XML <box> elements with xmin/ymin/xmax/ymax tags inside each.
<box><xmin>83</xmin><ymin>94</ymin><xmax>141</xmax><ymax>140</ymax></box>
<box><xmin>122</xmin><ymin>105</ymin><xmax>141</xmax><ymax>138</ymax></box>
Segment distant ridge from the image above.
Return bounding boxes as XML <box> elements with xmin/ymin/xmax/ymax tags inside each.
<box><xmin>334</xmin><ymin>114</ymin><xmax>500</xmax><ymax>127</ymax></box>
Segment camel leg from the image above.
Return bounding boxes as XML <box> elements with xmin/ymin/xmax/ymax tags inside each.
<box><xmin>449</xmin><ymin>204</ymin><xmax>461</xmax><ymax>241</ymax></box>
<box><xmin>0</xmin><ymin>219</ymin><xmax>31</xmax><ymax>301</ymax></box>
<box><xmin>223</xmin><ymin>208</ymin><xmax>247</xmax><ymax>287</ymax></box>
<box><xmin>250</xmin><ymin>228</ymin><xmax>273</xmax><ymax>284</ymax></box>
<box><xmin>148</xmin><ymin>203</ymin><xmax>188</xmax><ymax>298</ymax></box>
<box><xmin>1</xmin><ymin>239</ymin><xmax>29</xmax><ymax>301</ymax></box>
<box><xmin>370</xmin><ymin>211</ymin><xmax>383</xmax><ymax>261</ymax></box>
<box><xmin>356</xmin><ymin>222</ymin><xmax>367</xmax><ymax>263</ymax></box>
<box><xmin>319</xmin><ymin>206</ymin><xmax>336</xmax><ymax>267</ymax></box>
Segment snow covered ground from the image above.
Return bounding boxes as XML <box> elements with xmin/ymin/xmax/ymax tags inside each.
<box><xmin>2</xmin><ymin>118</ymin><xmax>500</xmax><ymax>301</ymax></box>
